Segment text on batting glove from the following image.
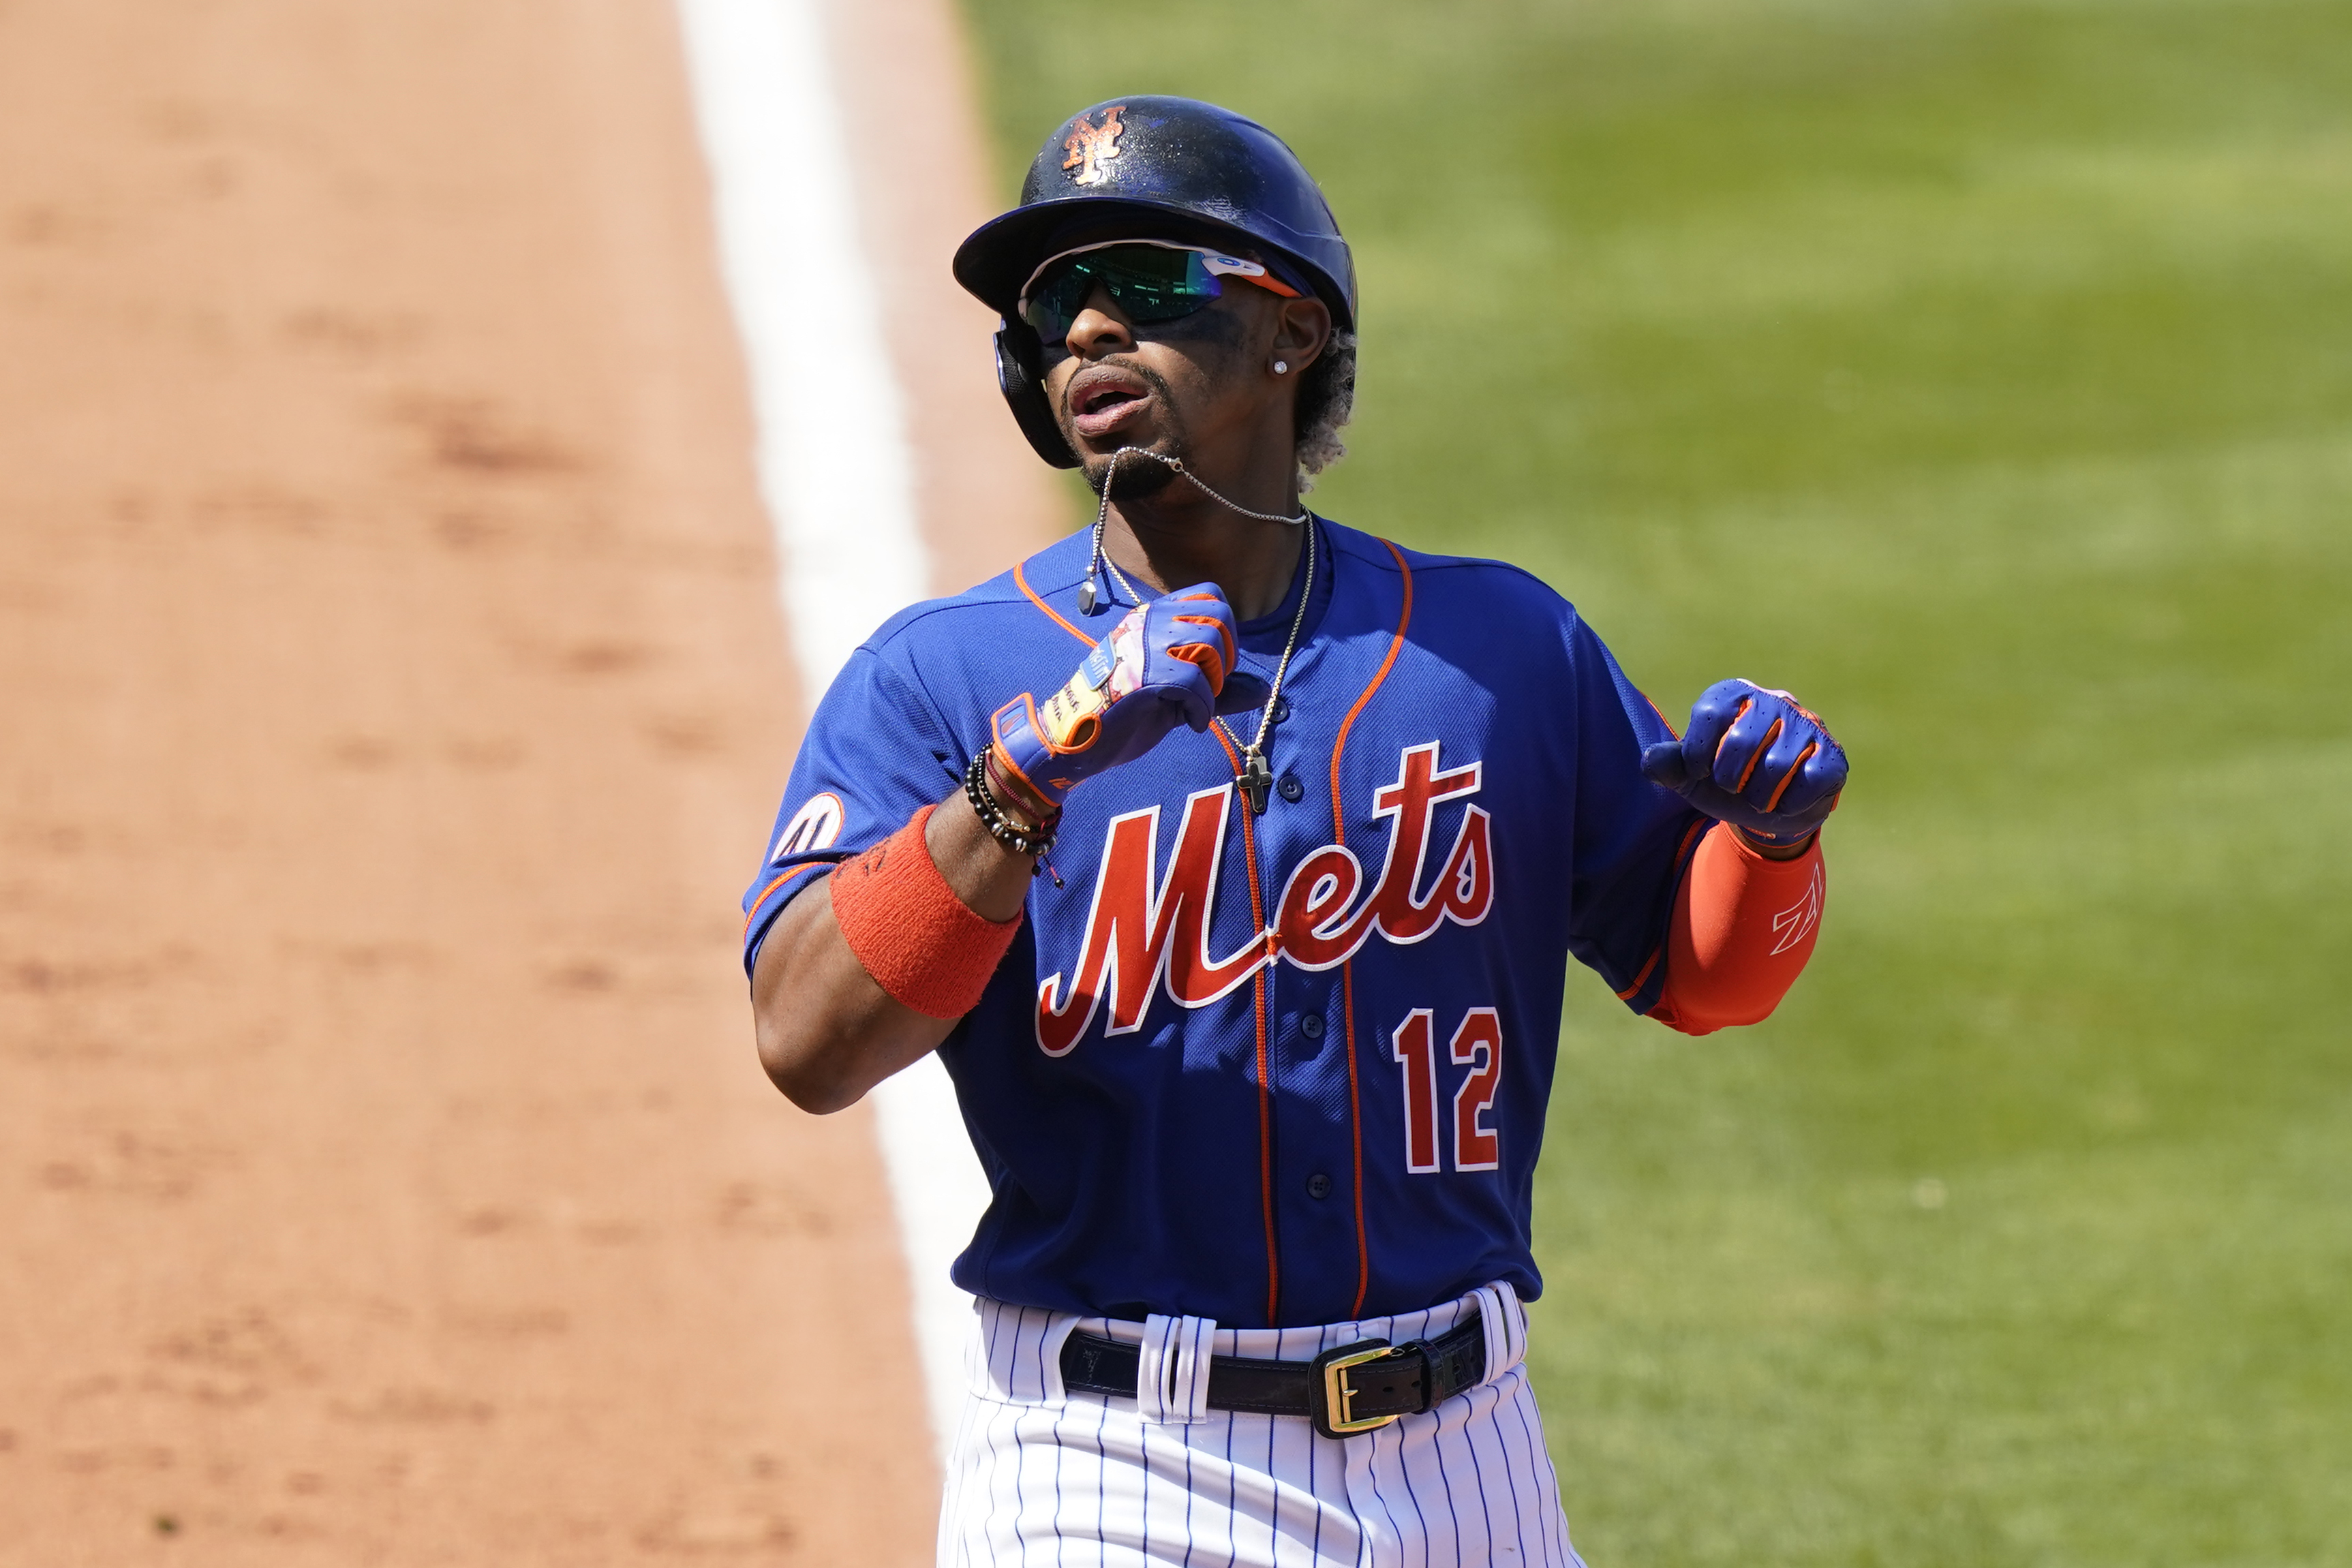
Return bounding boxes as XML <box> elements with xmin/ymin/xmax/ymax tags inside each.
<box><xmin>990</xmin><ymin>585</ymin><xmax>1253</xmax><ymax>811</ymax></box>
<box><xmin>1640</xmin><ymin>677</ymin><xmax>1849</xmax><ymax>846</ymax></box>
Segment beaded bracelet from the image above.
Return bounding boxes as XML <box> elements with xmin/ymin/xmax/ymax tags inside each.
<box><xmin>964</xmin><ymin>748</ymin><xmax>1058</xmax><ymax>861</ymax></box>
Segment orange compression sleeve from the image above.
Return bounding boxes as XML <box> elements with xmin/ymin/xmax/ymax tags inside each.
<box><xmin>828</xmin><ymin>804</ymin><xmax>1022</xmax><ymax>1020</ymax></box>
<box><xmin>1649</xmin><ymin>823</ymin><xmax>1827</xmax><ymax>1037</ymax></box>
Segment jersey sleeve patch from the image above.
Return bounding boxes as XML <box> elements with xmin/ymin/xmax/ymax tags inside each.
<box><xmin>742</xmin><ymin>649</ymin><xmax>964</xmax><ymax>977</ymax></box>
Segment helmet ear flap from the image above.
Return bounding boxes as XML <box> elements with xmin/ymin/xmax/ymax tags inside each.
<box><xmin>994</xmin><ymin>318</ymin><xmax>1081</xmax><ymax>470</ymax></box>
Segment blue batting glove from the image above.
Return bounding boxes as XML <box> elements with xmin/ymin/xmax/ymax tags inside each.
<box><xmin>992</xmin><ymin>585</ymin><xmax>1268</xmax><ymax>809</ymax></box>
<box><xmin>1640</xmin><ymin>678</ymin><xmax>1848</xmax><ymax>846</ymax></box>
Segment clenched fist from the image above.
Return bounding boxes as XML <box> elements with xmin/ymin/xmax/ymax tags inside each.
<box><xmin>1640</xmin><ymin>678</ymin><xmax>1848</xmax><ymax>846</ymax></box>
<box><xmin>991</xmin><ymin>585</ymin><xmax>1268</xmax><ymax>810</ymax></box>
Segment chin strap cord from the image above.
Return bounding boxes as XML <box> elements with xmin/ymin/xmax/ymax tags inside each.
<box><xmin>1078</xmin><ymin>446</ymin><xmax>1308</xmax><ymax>616</ymax></box>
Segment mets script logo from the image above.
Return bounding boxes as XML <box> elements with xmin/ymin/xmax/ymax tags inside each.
<box><xmin>1061</xmin><ymin>105</ymin><xmax>1127</xmax><ymax>187</ymax></box>
<box><xmin>1035</xmin><ymin>743</ymin><xmax>1493</xmax><ymax>1054</ymax></box>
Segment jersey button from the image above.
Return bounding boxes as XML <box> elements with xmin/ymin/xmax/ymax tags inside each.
<box><xmin>1277</xmin><ymin>772</ymin><xmax>1304</xmax><ymax>803</ymax></box>
<box><xmin>1306</xmin><ymin>1173</ymin><xmax>1334</xmax><ymax>1200</ymax></box>
<box><xmin>1300</xmin><ymin>1013</ymin><xmax>1325</xmax><ymax>1040</ymax></box>
<box><xmin>1272</xmin><ymin>695</ymin><xmax>1292</xmax><ymax>726</ymax></box>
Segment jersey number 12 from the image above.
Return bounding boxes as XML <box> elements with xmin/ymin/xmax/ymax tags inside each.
<box><xmin>1390</xmin><ymin>1007</ymin><xmax>1502</xmax><ymax>1174</ymax></box>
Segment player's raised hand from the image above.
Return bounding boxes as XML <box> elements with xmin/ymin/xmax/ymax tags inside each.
<box><xmin>1640</xmin><ymin>678</ymin><xmax>1848</xmax><ymax>845</ymax></box>
<box><xmin>991</xmin><ymin>585</ymin><xmax>1268</xmax><ymax>810</ymax></box>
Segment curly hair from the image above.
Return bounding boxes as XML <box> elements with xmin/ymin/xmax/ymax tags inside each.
<box><xmin>1293</xmin><ymin>330</ymin><xmax>1358</xmax><ymax>491</ymax></box>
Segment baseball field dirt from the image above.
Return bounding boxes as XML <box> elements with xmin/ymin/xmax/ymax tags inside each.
<box><xmin>0</xmin><ymin>0</ymin><xmax>1037</xmax><ymax>1561</ymax></box>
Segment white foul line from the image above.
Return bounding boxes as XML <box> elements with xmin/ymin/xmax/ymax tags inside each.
<box><xmin>673</xmin><ymin>0</ymin><xmax>993</xmax><ymax>1466</ymax></box>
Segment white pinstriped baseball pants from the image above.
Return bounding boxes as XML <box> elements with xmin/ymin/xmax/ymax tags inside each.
<box><xmin>938</xmin><ymin>1285</ymin><xmax>1588</xmax><ymax>1567</ymax></box>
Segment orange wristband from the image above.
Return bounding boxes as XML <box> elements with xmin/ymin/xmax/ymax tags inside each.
<box><xmin>829</xmin><ymin>804</ymin><xmax>1022</xmax><ymax>1019</ymax></box>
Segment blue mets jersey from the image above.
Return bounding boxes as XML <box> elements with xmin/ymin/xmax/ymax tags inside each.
<box><xmin>742</xmin><ymin>520</ymin><xmax>1700</xmax><ymax>1329</ymax></box>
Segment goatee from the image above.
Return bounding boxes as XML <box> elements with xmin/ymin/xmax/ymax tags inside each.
<box><xmin>1086</xmin><ymin>450</ymin><xmax>1182</xmax><ymax>501</ymax></box>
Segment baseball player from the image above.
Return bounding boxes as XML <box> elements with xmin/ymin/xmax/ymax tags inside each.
<box><xmin>744</xmin><ymin>97</ymin><xmax>1848</xmax><ymax>1567</ymax></box>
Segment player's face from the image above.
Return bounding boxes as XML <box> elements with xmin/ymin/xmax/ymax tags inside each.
<box><xmin>1039</xmin><ymin>271</ymin><xmax>1330</xmax><ymax>497</ymax></box>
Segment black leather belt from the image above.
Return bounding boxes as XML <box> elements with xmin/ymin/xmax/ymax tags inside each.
<box><xmin>1060</xmin><ymin>1313</ymin><xmax>1488</xmax><ymax>1441</ymax></box>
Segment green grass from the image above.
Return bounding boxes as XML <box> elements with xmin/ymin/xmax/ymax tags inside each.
<box><xmin>958</xmin><ymin>1</ymin><xmax>2352</xmax><ymax>1560</ymax></box>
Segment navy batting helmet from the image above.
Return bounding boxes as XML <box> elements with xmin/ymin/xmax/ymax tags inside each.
<box><xmin>953</xmin><ymin>97</ymin><xmax>1356</xmax><ymax>469</ymax></box>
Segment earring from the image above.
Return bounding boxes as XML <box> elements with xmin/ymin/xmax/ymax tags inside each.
<box><xmin>1273</xmin><ymin>360</ymin><xmax>1289</xmax><ymax>374</ymax></box>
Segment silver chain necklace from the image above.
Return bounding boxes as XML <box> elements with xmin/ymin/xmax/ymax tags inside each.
<box><xmin>1082</xmin><ymin>446</ymin><xmax>1315</xmax><ymax>815</ymax></box>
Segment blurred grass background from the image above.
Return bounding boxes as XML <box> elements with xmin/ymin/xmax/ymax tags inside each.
<box><xmin>957</xmin><ymin>1</ymin><xmax>2352</xmax><ymax>1561</ymax></box>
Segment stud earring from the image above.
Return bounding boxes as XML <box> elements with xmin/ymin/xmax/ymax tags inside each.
<box><xmin>1273</xmin><ymin>360</ymin><xmax>1289</xmax><ymax>374</ymax></box>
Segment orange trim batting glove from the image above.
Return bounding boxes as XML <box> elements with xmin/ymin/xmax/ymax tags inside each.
<box><xmin>990</xmin><ymin>585</ymin><xmax>1268</xmax><ymax>810</ymax></box>
<box><xmin>1640</xmin><ymin>677</ymin><xmax>1849</xmax><ymax>847</ymax></box>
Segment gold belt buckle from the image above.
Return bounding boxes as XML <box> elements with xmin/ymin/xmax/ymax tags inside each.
<box><xmin>1310</xmin><ymin>1340</ymin><xmax>1411</xmax><ymax>1439</ymax></box>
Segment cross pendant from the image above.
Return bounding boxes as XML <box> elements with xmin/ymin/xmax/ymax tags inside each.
<box><xmin>1238</xmin><ymin>752</ymin><xmax>1273</xmax><ymax>816</ymax></box>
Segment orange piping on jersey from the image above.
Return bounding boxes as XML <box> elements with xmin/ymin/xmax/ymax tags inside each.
<box><xmin>1242</xmin><ymin>793</ymin><xmax>1279</xmax><ymax>1324</ymax></box>
<box><xmin>1643</xmin><ymin>691</ymin><xmax>1681</xmax><ymax>740</ymax></box>
<box><xmin>1327</xmin><ymin>539</ymin><xmax>1414</xmax><ymax>1319</ymax></box>
<box><xmin>1015</xmin><ymin>559</ymin><xmax>1094</xmax><ymax>646</ymax></box>
<box><xmin>1327</xmin><ymin>541</ymin><xmax>1416</xmax><ymax>823</ymax></box>
<box><xmin>1615</xmin><ymin>818</ymin><xmax>1707</xmax><ymax>1001</ymax></box>
<box><xmin>1341</xmin><ymin>960</ymin><xmax>1368</xmax><ymax>1316</ymax></box>
<box><xmin>1210</xmin><ymin>720</ymin><xmax>1281</xmax><ymax>1324</ymax></box>
<box><xmin>742</xmin><ymin>861</ymin><xmax>825</xmax><ymax>941</ymax></box>
<box><xmin>1613</xmin><ymin>947</ymin><xmax>1662</xmax><ymax>1002</ymax></box>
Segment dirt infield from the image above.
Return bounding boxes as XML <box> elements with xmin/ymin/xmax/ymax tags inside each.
<box><xmin>0</xmin><ymin>0</ymin><xmax>1030</xmax><ymax>1560</ymax></box>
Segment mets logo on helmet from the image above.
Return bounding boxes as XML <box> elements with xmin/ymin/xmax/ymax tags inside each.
<box><xmin>1062</xmin><ymin>105</ymin><xmax>1127</xmax><ymax>187</ymax></box>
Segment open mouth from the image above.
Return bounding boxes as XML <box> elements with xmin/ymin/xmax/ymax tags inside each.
<box><xmin>1067</xmin><ymin>367</ymin><xmax>1153</xmax><ymax>438</ymax></box>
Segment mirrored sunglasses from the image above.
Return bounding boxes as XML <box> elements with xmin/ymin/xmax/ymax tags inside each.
<box><xmin>1018</xmin><ymin>242</ymin><xmax>1303</xmax><ymax>343</ymax></box>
